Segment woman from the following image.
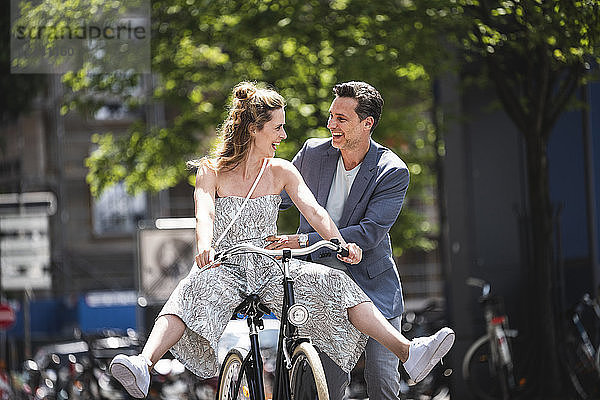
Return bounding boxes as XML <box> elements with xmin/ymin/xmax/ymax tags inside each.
<box><xmin>109</xmin><ymin>82</ymin><xmax>454</xmax><ymax>398</ymax></box>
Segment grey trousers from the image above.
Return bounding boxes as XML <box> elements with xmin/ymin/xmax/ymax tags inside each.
<box><xmin>320</xmin><ymin>316</ymin><xmax>401</xmax><ymax>400</ymax></box>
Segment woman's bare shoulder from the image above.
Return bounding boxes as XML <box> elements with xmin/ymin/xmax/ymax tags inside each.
<box><xmin>269</xmin><ymin>157</ymin><xmax>296</xmax><ymax>173</ymax></box>
<box><xmin>269</xmin><ymin>158</ymin><xmax>302</xmax><ymax>191</ymax></box>
<box><xmin>194</xmin><ymin>160</ymin><xmax>218</xmax><ymax>188</ymax></box>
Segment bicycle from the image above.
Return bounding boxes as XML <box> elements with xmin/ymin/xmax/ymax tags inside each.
<box><xmin>462</xmin><ymin>278</ymin><xmax>520</xmax><ymax>400</ymax></box>
<box><xmin>215</xmin><ymin>239</ymin><xmax>350</xmax><ymax>400</ymax></box>
<box><xmin>563</xmin><ymin>291</ymin><xmax>600</xmax><ymax>399</ymax></box>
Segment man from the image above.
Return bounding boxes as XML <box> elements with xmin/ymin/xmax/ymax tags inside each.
<box><xmin>270</xmin><ymin>81</ymin><xmax>410</xmax><ymax>400</ymax></box>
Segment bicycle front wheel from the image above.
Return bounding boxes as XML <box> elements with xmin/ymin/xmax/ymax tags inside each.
<box><xmin>289</xmin><ymin>342</ymin><xmax>329</xmax><ymax>400</ymax></box>
<box><xmin>463</xmin><ymin>335</ymin><xmax>512</xmax><ymax>400</ymax></box>
<box><xmin>217</xmin><ymin>349</ymin><xmax>251</xmax><ymax>400</ymax></box>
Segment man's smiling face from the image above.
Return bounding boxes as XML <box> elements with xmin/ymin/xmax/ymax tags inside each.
<box><xmin>327</xmin><ymin>96</ymin><xmax>370</xmax><ymax>152</ymax></box>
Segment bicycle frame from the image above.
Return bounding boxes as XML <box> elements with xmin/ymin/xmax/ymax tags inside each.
<box><xmin>216</xmin><ymin>240</ymin><xmax>346</xmax><ymax>400</ymax></box>
<box><xmin>273</xmin><ymin>249</ymin><xmax>296</xmax><ymax>400</ymax></box>
<box><xmin>226</xmin><ymin>296</ymin><xmax>269</xmax><ymax>400</ymax></box>
<box><xmin>484</xmin><ymin>302</ymin><xmax>514</xmax><ymax>373</ymax></box>
<box><xmin>464</xmin><ymin>278</ymin><xmax>518</xmax><ymax>399</ymax></box>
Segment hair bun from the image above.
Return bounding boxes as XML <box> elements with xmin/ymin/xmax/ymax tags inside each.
<box><xmin>234</xmin><ymin>82</ymin><xmax>257</xmax><ymax>101</ymax></box>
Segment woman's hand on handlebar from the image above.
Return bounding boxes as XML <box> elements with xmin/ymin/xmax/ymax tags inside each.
<box><xmin>265</xmin><ymin>235</ymin><xmax>362</xmax><ymax>264</ymax></box>
<box><xmin>338</xmin><ymin>243</ymin><xmax>362</xmax><ymax>265</ymax></box>
<box><xmin>265</xmin><ymin>235</ymin><xmax>300</xmax><ymax>250</ymax></box>
<box><xmin>195</xmin><ymin>248</ymin><xmax>217</xmax><ymax>268</ymax></box>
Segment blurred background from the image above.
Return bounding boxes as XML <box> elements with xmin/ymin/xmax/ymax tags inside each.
<box><xmin>0</xmin><ymin>0</ymin><xmax>599</xmax><ymax>399</ymax></box>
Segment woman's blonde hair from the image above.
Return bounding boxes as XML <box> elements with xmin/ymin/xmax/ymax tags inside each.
<box><xmin>188</xmin><ymin>82</ymin><xmax>285</xmax><ymax>171</ymax></box>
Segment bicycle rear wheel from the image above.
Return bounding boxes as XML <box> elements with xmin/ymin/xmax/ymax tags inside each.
<box><xmin>217</xmin><ymin>349</ymin><xmax>251</xmax><ymax>400</ymax></box>
<box><xmin>564</xmin><ymin>330</ymin><xmax>600</xmax><ymax>399</ymax></box>
<box><xmin>289</xmin><ymin>342</ymin><xmax>329</xmax><ymax>400</ymax></box>
<box><xmin>463</xmin><ymin>335</ymin><xmax>512</xmax><ymax>400</ymax></box>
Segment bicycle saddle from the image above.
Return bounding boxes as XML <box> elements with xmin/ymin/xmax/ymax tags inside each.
<box><xmin>233</xmin><ymin>294</ymin><xmax>272</xmax><ymax>317</ymax></box>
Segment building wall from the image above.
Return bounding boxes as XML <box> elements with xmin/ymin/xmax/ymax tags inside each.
<box><xmin>57</xmin><ymin>112</ymin><xmax>140</xmax><ymax>292</ymax></box>
<box><xmin>0</xmin><ymin>77</ymin><xmax>148</xmax><ymax>297</ymax></box>
<box><xmin>0</xmin><ymin>108</ymin><xmax>48</xmax><ymax>192</ymax></box>
<box><xmin>439</xmin><ymin>74</ymin><xmax>528</xmax><ymax>397</ymax></box>
<box><xmin>440</xmin><ymin>73</ymin><xmax>600</xmax><ymax>397</ymax></box>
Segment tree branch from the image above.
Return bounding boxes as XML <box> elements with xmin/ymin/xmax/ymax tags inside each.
<box><xmin>544</xmin><ymin>64</ymin><xmax>582</xmax><ymax>137</ymax></box>
<box><xmin>533</xmin><ymin>46</ymin><xmax>551</xmax><ymax>134</ymax></box>
<box><xmin>486</xmin><ymin>57</ymin><xmax>529</xmax><ymax>134</ymax></box>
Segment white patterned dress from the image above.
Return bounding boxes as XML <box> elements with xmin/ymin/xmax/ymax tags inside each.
<box><xmin>159</xmin><ymin>194</ymin><xmax>370</xmax><ymax>377</ymax></box>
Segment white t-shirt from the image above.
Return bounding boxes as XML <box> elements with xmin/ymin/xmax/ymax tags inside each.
<box><xmin>326</xmin><ymin>155</ymin><xmax>361</xmax><ymax>226</ymax></box>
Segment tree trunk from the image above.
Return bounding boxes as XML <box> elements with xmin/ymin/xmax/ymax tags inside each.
<box><xmin>523</xmin><ymin>132</ymin><xmax>564</xmax><ymax>396</ymax></box>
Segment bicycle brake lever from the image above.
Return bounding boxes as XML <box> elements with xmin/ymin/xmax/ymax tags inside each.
<box><xmin>339</xmin><ymin>247</ymin><xmax>349</xmax><ymax>258</ymax></box>
<box><xmin>197</xmin><ymin>253</ymin><xmax>227</xmax><ymax>273</ymax></box>
<box><xmin>330</xmin><ymin>238</ymin><xmax>350</xmax><ymax>258</ymax></box>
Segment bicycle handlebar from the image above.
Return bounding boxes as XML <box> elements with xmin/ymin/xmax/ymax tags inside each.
<box><xmin>215</xmin><ymin>239</ymin><xmax>348</xmax><ymax>261</ymax></box>
<box><xmin>466</xmin><ymin>277</ymin><xmax>491</xmax><ymax>297</ymax></box>
<box><xmin>196</xmin><ymin>239</ymin><xmax>350</xmax><ymax>273</ymax></box>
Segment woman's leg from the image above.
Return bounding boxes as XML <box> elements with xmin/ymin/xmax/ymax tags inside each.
<box><xmin>110</xmin><ymin>314</ymin><xmax>186</xmax><ymax>399</ymax></box>
<box><xmin>348</xmin><ymin>301</ymin><xmax>455</xmax><ymax>385</ymax></box>
<box><xmin>347</xmin><ymin>302</ymin><xmax>410</xmax><ymax>362</ymax></box>
<box><xmin>141</xmin><ymin>314</ymin><xmax>186</xmax><ymax>366</ymax></box>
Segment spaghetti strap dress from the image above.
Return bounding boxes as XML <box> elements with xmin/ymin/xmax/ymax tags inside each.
<box><xmin>158</xmin><ymin>194</ymin><xmax>370</xmax><ymax>377</ymax></box>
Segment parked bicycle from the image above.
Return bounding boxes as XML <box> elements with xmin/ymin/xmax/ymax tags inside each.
<box><xmin>563</xmin><ymin>291</ymin><xmax>600</xmax><ymax>399</ymax></box>
<box><xmin>215</xmin><ymin>239</ymin><xmax>350</xmax><ymax>400</ymax></box>
<box><xmin>462</xmin><ymin>278</ymin><xmax>524</xmax><ymax>400</ymax></box>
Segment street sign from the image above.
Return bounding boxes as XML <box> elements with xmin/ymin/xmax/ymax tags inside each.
<box><xmin>0</xmin><ymin>192</ymin><xmax>56</xmax><ymax>216</ymax></box>
<box><xmin>0</xmin><ymin>214</ymin><xmax>52</xmax><ymax>290</ymax></box>
<box><xmin>0</xmin><ymin>304</ymin><xmax>16</xmax><ymax>330</ymax></box>
<box><xmin>0</xmin><ymin>192</ymin><xmax>55</xmax><ymax>290</ymax></box>
<box><xmin>138</xmin><ymin>225</ymin><xmax>195</xmax><ymax>301</ymax></box>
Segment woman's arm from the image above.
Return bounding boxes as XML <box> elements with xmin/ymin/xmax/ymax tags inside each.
<box><xmin>193</xmin><ymin>163</ymin><xmax>217</xmax><ymax>267</ymax></box>
<box><xmin>273</xmin><ymin>159</ymin><xmax>361</xmax><ymax>263</ymax></box>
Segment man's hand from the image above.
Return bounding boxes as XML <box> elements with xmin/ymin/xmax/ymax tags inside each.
<box><xmin>265</xmin><ymin>235</ymin><xmax>301</xmax><ymax>249</ymax></box>
<box><xmin>337</xmin><ymin>242</ymin><xmax>362</xmax><ymax>265</ymax></box>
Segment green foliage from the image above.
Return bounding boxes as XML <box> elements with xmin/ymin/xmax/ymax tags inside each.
<box><xmin>85</xmin><ymin>122</ymin><xmax>194</xmax><ymax>197</ymax></box>
<box><xmin>19</xmin><ymin>0</ymin><xmax>453</xmax><ymax>253</ymax></box>
<box><xmin>428</xmin><ymin>0</ymin><xmax>600</xmax><ymax>138</ymax></box>
<box><xmin>458</xmin><ymin>0</ymin><xmax>599</xmax><ymax>65</ymax></box>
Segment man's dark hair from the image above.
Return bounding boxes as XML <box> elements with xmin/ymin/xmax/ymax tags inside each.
<box><xmin>332</xmin><ymin>81</ymin><xmax>384</xmax><ymax>133</ymax></box>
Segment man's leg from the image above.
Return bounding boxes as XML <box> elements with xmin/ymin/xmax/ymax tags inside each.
<box><xmin>319</xmin><ymin>351</ymin><xmax>350</xmax><ymax>400</ymax></box>
<box><xmin>364</xmin><ymin>316</ymin><xmax>401</xmax><ymax>400</ymax></box>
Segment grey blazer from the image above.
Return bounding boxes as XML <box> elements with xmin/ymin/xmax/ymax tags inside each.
<box><xmin>281</xmin><ymin>138</ymin><xmax>409</xmax><ymax>319</ymax></box>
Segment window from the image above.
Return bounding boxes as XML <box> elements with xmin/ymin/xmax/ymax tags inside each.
<box><xmin>92</xmin><ymin>182</ymin><xmax>146</xmax><ymax>235</ymax></box>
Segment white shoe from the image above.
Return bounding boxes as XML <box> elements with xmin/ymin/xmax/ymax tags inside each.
<box><xmin>403</xmin><ymin>327</ymin><xmax>455</xmax><ymax>385</ymax></box>
<box><xmin>109</xmin><ymin>354</ymin><xmax>151</xmax><ymax>398</ymax></box>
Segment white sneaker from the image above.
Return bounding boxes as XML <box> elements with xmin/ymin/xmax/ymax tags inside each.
<box><xmin>403</xmin><ymin>327</ymin><xmax>455</xmax><ymax>385</ymax></box>
<box><xmin>109</xmin><ymin>354</ymin><xmax>151</xmax><ymax>398</ymax></box>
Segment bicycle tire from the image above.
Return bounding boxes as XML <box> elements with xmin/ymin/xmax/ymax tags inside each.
<box><xmin>564</xmin><ymin>330</ymin><xmax>600</xmax><ymax>400</ymax></box>
<box><xmin>462</xmin><ymin>335</ymin><xmax>512</xmax><ymax>400</ymax></box>
<box><xmin>596</xmin><ymin>344</ymin><xmax>600</xmax><ymax>375</ymax></box>
<box><xmin>289</xmin><ymin>342</ymin><xmax>329</xmax><ymax>400</ymax></box>
<box><xmin>216</xmin><ymin>349</ymin><xmax>251</xmax><ymax>400</ymax></box>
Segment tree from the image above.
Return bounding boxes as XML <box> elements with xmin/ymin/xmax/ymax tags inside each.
<box><xmin>16</xmin><ymin>0</ymin><xmax>450</xmax><ymax>254</ymax></box>
<box><xmin>427</xmin><ymin>0</ymin><xmax>600</xmax><ymax>396</ymax></box>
